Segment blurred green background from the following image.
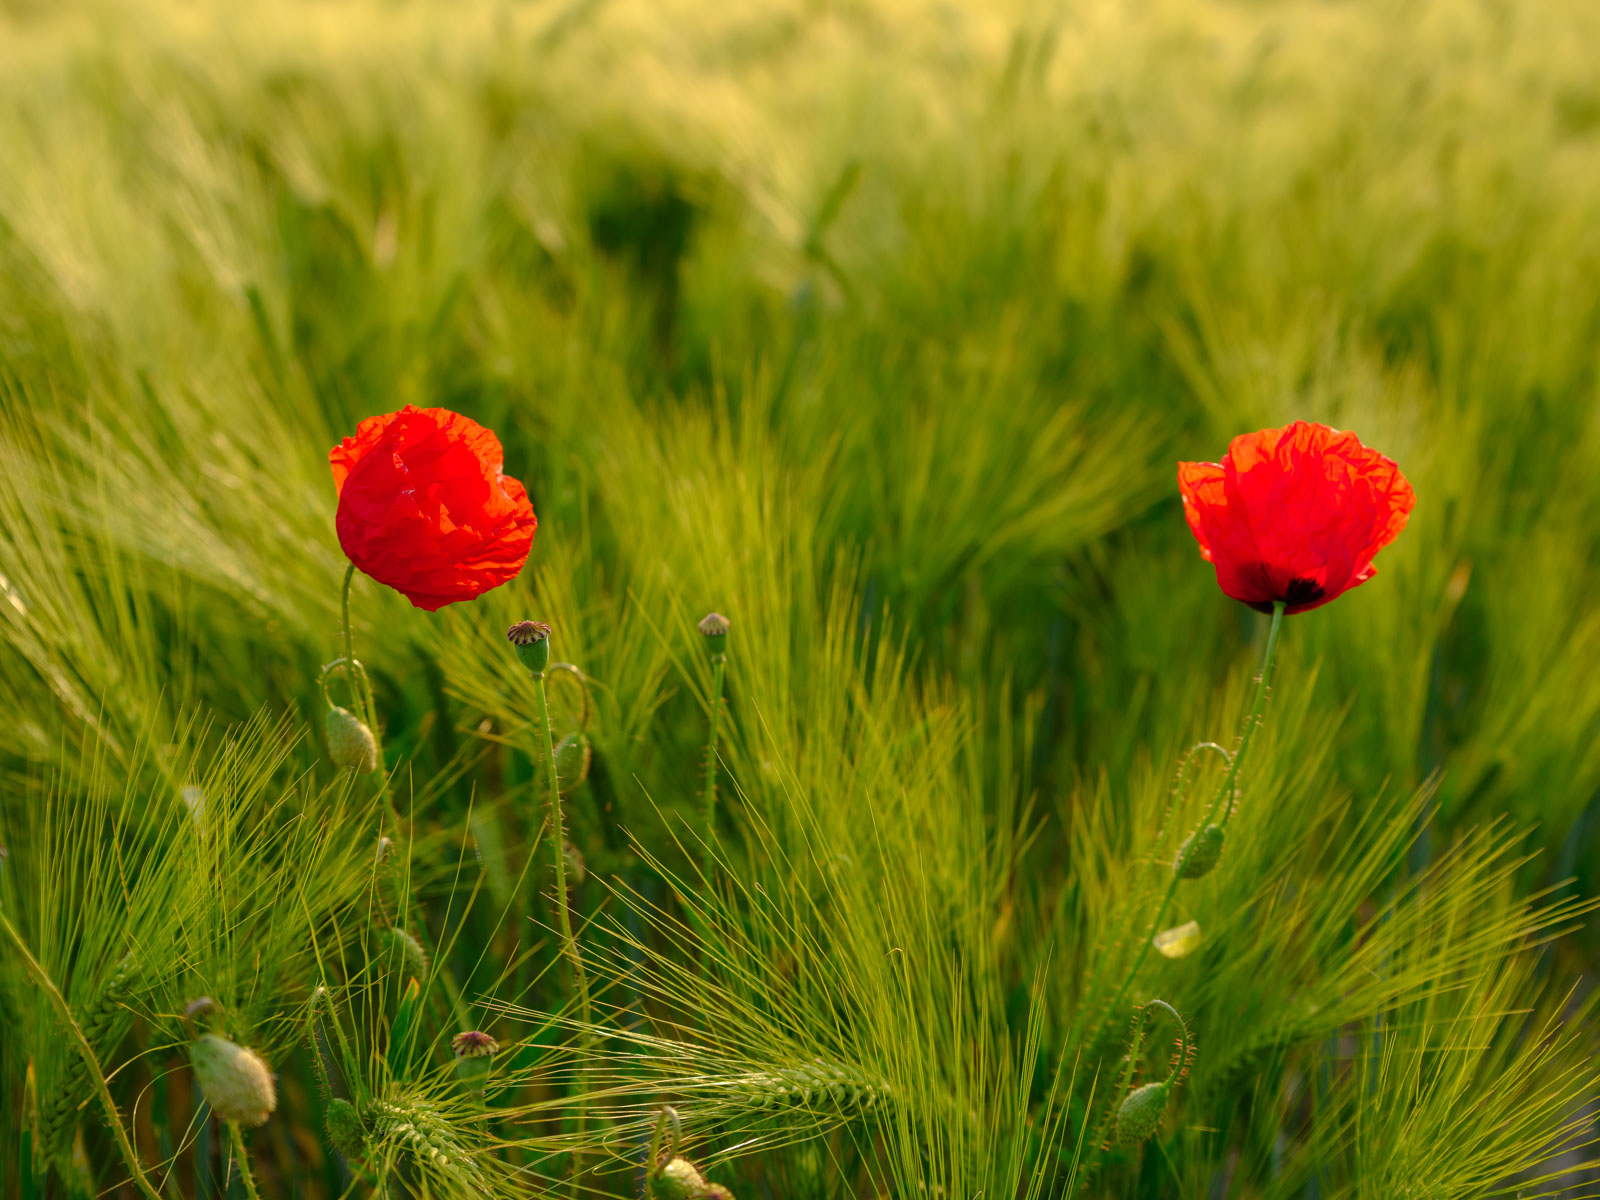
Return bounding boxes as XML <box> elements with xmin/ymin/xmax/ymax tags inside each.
<box><xmin>4</xmin><ymin>0</ymin><xmax>1597</xmax><ymax>858</ymax></box>
<box><xmin>3</xmin><ymin>0</ymin><xmax>1600</xmax><ymax>1196</ymax></box>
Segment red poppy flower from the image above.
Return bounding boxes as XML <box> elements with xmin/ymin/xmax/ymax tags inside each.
<box><xmin>1178</xmin><ymin>421</ymin><xmax>1414</xmax><ymax>614</ymax></box>
<box><xmin>330</xmin><ymin>406</ymin><xmax>536</xmax><ymax>611</ymax></box>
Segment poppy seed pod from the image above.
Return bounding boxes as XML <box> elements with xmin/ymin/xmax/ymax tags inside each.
<box><xmin>325</xmin><ymin>706</ymin><xmax>378</xmax><ymax>773</ymax></box>
<box><xmin>697</xmin><ymin>612</ymin><xmax>730</xmax><ymax>657</ymax></box>
<box><xmin>1112</xmin><ymin>1080</ymin><xmax>1170</xmax><ymax>1149</ymax></box>
<box><xmin>452</xmin><ymin>1030</ymin><xmax>498</xmax><ymax>1094</ymax></box>
<box><xmin>189</xmin><ymin>1034</ymin><xmax>277</xmax><ymax>1126</ymax></box>
<box><xmin>1174</xmin><ymin>823</ymin><xmax>1225</xmax><ymax>880</ymax></box>
<box><xmin>451</xmin><ymin>1030</ymin><xmax>499</xmax><ymax>1057</ymax></box>
<box><xmin>507</xmin><ymin>620</ymin><xmax>551</xmax><ymax>674</ymax></box>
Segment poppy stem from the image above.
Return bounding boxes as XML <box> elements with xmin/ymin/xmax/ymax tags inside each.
<box><xmin>1209</xmin><ymin>601</ymin><xmax>1286</xmax><ymax>831</ymax></box>
<box><xmin>1141</xmin><ymin>998</ymin><xmax>1191</xmax><ymax>1087</ymax></box>
<box><xmin>531</xmin><ymin>669</ymin><xmax>593</xmax><ymax>1189</ymax></box>
<box><xmin>1085</xmin><ymin>601</ymin><xmax>1286</xmax><ymax>1052</ymax></box>
<box><xmin>226</xmin><ymin>1122</ymin><xmax>262</xmax><ymax>1200</ymax></box>
<box><xmin>701</xmin><ymin>653</ymin><xmax>726</xmax><ymax>872</ymax></box>
<box><xmin>341</xmin><ymin>562</ymin><xmax>360</xmax><ymax>712</ymax></box>
<box><xmin>339</xmin><ymin>564</ymin><xmax>384</xmax><ymax>753</ymax></box>
<box><xmin>338</xmin><ymin>562</ymin><xmax>420</xmax><ymax>956</ymax></box>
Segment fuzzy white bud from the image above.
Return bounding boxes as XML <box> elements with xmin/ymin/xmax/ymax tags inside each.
<box><xmin>189</xmin><ymin>1033</ymin><xmax>277</xmax><ymax>1126</ymax></box>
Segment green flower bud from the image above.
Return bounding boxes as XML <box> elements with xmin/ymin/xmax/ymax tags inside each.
<box><xmin>563</xmin><ymin>839</ymin><xmax>586</xmax><ymax>887</ymax></box>
<box><xmin>189</xmin><ymin>1033</ymin><xmax>277</xmax><ymax>1126</ymax></box>
<box><xmin>382</xmin><ymin>927</ymin><xmax>429</xmax><ymax>982</ymax></box>
<box><xmin>324</xmin><ymin>1097</ymin><xmax>366</xmax><ymax>1159</ymax></box>
<box><xmin>1112</xmin><ymin>1080</ymin><xmax>1170</xmax><ymax>1149</ymax></box>
<box><xmin>184</xmin><ymin>995</ymin><xmax>217</xmax><ymax>1028</ymax></box>
<box><xmin>554</xmin><ymin>729</ymin><xmax>593</xmax><ymax>791</ymax></box>
<box><xmin>1174</xmin><ymin>823</ymin><xmax>1224</xmax><ymax>880</ymax></box>
<box><xmin>697</xmin><ymin>612</ymin><xmax>730</xmax><ymax>658</ymax></box>
<box><xmin>325</xmin><ymin>706</ymin><xmax>378</xmax><ymax>773</ymax></box>
<box><xmin>652</xmin><ymin>1157</ymin><xmax>712</xmax><ymax>1200</ymax></box>
<box><xmin>507</xmin><ymin>620</ymin><xmax>551</xmax><ymax>674</ymax></box>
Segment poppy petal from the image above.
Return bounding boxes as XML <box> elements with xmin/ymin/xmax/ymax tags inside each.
<box><xmin>1177</xmin><ymin>421</ymin><xmax>1413</xmax><ymax>615</ymax></box>
<box><xmin>330</xmin><ymin>406</ymin><xmax>536</xmax><ymax>610</ymax></box>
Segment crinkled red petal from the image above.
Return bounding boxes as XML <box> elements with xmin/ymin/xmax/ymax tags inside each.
<box><xmin>329</xmin><ymin>406</ymin><xmax>537</xmax><ymax>610</ymax></box>
<box><xmin>1176</xmin><ymin>420</ymin><xmax>1414</xmax><ymax>614</ymax></box>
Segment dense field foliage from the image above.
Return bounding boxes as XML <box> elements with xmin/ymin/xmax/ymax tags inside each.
<box><xmin>4</xmin><ymin>0</ymin><xmax>1600</xmax><ymax>1196</ymax></box>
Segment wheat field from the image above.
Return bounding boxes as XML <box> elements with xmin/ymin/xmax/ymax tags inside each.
<box><xmin>3</xmin><ymin>0</ymin><xmax>1600</xmax><ymax>1196</ymax></box>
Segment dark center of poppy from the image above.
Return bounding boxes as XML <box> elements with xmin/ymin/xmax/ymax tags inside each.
<box><xmin>1283</xmin><ymin>576</ymin><xmax>1326</xmax><ymax>607</ymax></box>
<box><xmin>1246</xmin><ymin>573</ymin><xmax>1326</xmax><ymax>614</ymax></box>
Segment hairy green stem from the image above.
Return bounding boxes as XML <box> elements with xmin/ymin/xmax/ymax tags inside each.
<box><xmin>0</xmin><ymin>913</ymin><xmax>162</xmax><ymax>1200</ymax></box>
<box><xmin>1141</xmin><ymin>998</ymin><xmax>1191</xmax><ymax>1087</ymax></box>
<box><xmin>1210</xmin><ymin>602</ymin><xmax>1286</xmax><ymax>833</ymax></box>
<box><xmin>645</xmin><ymin>1105</ymin><xmax>680</xmax><ymax>1196</ymax></box>
<box><xmin>341</xmin><ymin>562</ymin><xmax>359</xmax><ymax>712</ymax></box>
<box><xmin>532</xmin><ymin>671</ymin><xmax>593</xmax><ymax>1189</ymax></box>
<box><xmin>227</xmin><ymin>1122</ymin><xmax>262</xmax><ymax>1200</ymax></box>
<box><xmin>339</xmin><ymin>564</ymin><xmax>384</xmax><ymax>754</ymax></box>
<box><xmin>1091</xmin><ymin>601</ymin><xmax>1285</xmax><ymax>1047</ymax></box>
<box><xmin>701</xmin><ymin>654</ymin><xmax>726</xmax><ymax>871</ymax></box>
<box><xmin>1078</xmin><ymin>998</ymin><xmax>1192</xmax><ymax>1192</ymax></box>
<box><xmin>338</xmin><ymin>568</ymin><xmax>464</xmax><ymax>1036</ymax></box>
<box><xmin>339</xmin><ymin>564</ymin><xmax>406</xmax><ymax>865</ymax></box>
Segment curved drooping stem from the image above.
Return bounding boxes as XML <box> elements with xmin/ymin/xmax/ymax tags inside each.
<box><xmin>647</xmin><ymin>1105</ymin><xmax>682</xmax><ymax>1187</ymax></box>
<box><xmin>1086</xmin><ymin>601</ymin><xmax>1286</xmax><ymax>1050</ymax></box>
<box><xmin>1139</xmin><ymin>998</ymin><xmax>1191</xmax><ymax>1087</ymax></box>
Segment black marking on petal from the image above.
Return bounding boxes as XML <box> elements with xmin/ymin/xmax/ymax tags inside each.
<box><xmin>1283</xmin><ymin>576</ymin><xmax>1326</xmax><ymax>609</ymax></box>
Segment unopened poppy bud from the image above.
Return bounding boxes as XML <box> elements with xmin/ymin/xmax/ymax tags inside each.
<box><xmin>382</xmin><ymin>927</ymin><xmax>429</xmax><ymax>982</ymax></box>
<box><xmin>184</xmin><ymin>995</ymin><xmax>217</xmax><ymax>1027</ymax></box>
<box><xmin>652</xmin><ymin>1157</ymin><xmax>719</xmax><ymax>1200</ymax></box>
<box><xmin>554</xmin><ymin>730</ymin><xmax>592</xmax><ymax>791</ymax></box>
<box><xmin>1111</xmin><ymin>1080</ymin><xmax>1170</xmax><ymax>1149</ymax></box>
<box><xmin>1174</xmin><ymin>823</ymin><xmax>1224</xmax><ymax>880</ymax></box>
<box><xmin>325</xmin><ymin>706</ymin><xmax>378</xmax><ymax>773</ymax></box>
<box><xmin>189</xmin><ymin>1033</ymin><xmax>277</xmax><ymax>1126</ymax></box>
<box><xmin>451</xmin><ymin>1030</ymin><xmax>498</xmax><ymax>1094</ymax></box>
<box><xmin>324</xmin><ymin>1097</ymin><xmax>366</xmax><ymax>1158</ymax></box>
<box><xmin>697</xmin><ymin>612</ymin><xmax>730</xmax><ymax>657</ymax></box>
<box><xmin>507</xmin><ymin>620</ymin><xmax>551</xmax><ymax>674</ymax></box>
<box><xmin>563</xmin><ymin>839</ymin><xmax>586</xmax><ymax>887</ymax></box>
